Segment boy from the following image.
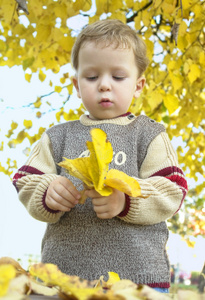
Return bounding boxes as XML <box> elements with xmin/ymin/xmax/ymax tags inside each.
<box><xmin>13</xmin><ymin>19</ymin><xmax>188</xmax><ymax>292</ymax></box>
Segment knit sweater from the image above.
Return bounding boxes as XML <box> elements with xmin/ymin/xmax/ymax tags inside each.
<box><xmin>13</xmin><ymin>113</ymin><xmax>188</xmax><ymax>287</ymax></box>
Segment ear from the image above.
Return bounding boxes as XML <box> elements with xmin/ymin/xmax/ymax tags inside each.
<box><xmin>72</xmin><ymin>76</ymin><xmax>81</xmax><ymax>98</ymax></box>
<box><xmin>133</xmin><ymin>77</ymin><xmax>146</xmax><ymax>99</ymax></box>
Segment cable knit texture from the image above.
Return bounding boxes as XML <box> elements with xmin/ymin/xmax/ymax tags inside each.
<box><xmin>12</xmin><ymin>113</ymin><xmax>187</xmax><ymax>287</ymax></box>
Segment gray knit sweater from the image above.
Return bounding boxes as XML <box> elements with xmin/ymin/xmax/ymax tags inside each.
<box><xmin>13</xmin><ymin>114</ymin><xmax>188</xmax><ymax>287</ymax></box>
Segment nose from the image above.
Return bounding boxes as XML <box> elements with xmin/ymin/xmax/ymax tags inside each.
<box><xmin>98</xmin><ymin>75</ymin><xmax>111</xmax><ymax>92</ymax></box>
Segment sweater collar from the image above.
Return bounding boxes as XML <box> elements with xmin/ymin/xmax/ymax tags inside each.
<box><xmin>80</xmin><ymin>112</ymin><xmax>136</xmax><ymax>126</ymax></box>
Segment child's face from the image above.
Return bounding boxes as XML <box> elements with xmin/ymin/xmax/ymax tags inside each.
<box><xmin>73</xmin><ymin>42</ymin><xmax>145</xmax><ymax>120</ymax></box>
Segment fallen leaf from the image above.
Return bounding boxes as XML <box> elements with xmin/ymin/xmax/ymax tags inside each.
<box><xmin>0</xmin><ymin>264</ymin><xmax>16</xmax><ymax>296</ymax></box>
<box><xmin>0</xmin><ymin>257</ymin><xmax>27</xmax><ymax>276</ymax></box>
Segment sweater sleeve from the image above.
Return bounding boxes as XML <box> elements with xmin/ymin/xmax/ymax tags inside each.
<box><xmin>12</xmin><ymin>132</ymin><xmax>65</xmax><ymax>223</ymax></box>
<box><xmin>118</xmin><ymin>132</ymin><xmax>188</xmax><ymax>225</ymax></box>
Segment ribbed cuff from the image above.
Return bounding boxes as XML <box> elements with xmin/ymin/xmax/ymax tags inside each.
<box><xmin>118</xmin><ymin>194</ymin><xmax>130</xmax><ymax>217</ymax></box>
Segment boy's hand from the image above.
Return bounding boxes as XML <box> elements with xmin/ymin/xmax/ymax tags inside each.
<box><xmin>85</xmin><ymin>189</ymin><xmax>126</xmax><ymax>219</ymax></box>
<box><xmin>45</xmin><ymin>177</ymin><xmax>81</xmax><ymax>212</ymax></box>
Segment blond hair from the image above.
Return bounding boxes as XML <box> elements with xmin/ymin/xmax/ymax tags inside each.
<box><xmin>71</xmin><ymin>19</ymin><xmax>149</xmax><ymax>77</ymax></box>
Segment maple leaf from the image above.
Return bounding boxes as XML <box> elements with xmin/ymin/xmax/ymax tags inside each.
<box><xmin>59</xmin><ymin>128</ymin><xmax>141</xmax><ymax>203</ymax></box>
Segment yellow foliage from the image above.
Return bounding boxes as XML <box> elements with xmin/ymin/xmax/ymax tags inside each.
<box><xmin>33</xmin><ymin>97</ymin><xmax>42</xmax><ymax>108</ymax></box>
<box><xmin>23</xmin><ymin>119</ymin><xmax>32</xmax><ymax>129</ymax></box>
<box><xmin>38</xmin><ymin>69</ymin><xmax>46</xmax><ymax>82</ymax></box>
<box><xmin>6</xmin><ymin>121</ymin><xmax>18</xmax><ymax>138</ymax></box>
<box><xmin>0</xmin><ymin>264</ymin><xmax>16</xmax><ymax>296</ymax></box>
<box><xmin>59</xmin><ymin>128</ymin><xmax>141</xmax><ymax>203</ymax></box>
<box><xmin>1</xmin><ymin>257</ymin><xmax>204</xmax><ymax>299</ymax></box>
<box><xmin>188</xmin><ymin>64</ymin><xmax>201</xmax><ymax>84</ymax></box>
<box><xmin>54</xmin><ymin>85</ymin><xmax>62</xmax><ymax>93</ymax></box>
<box><xmin>25</xmin><ymin>73</ymin><xmax>32</xmax><ymax>82</ymax></box>
<box><xmin>163</xmin><ymin>95</ymin><xmax>179</xmax><ymax>115</ymax></box>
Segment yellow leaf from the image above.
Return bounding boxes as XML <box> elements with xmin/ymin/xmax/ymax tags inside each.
<box><xmin>147</xmin><ymin>91</ymin><xmax>163</xmax><ymax>111</ymax></box>
<box><xmin>6</xmin><ymin>121</ymin><xmax>18</xmax><ymax>138</ymax></box>
<box><xmin>29</xmin><ymin>263</ymin><xmax>69</xmax><ymax>286</ymax></box>
<box><xmin>73</xmin><ymin>0</ymin><xmax>92</xmax><ymax>12</ymax></box>
<box><xmin>142</xmin><ymin>10</ymin><xmax>151</xmax><ymax>27</ymax></box>
<box><xmin>25</xmin><ymin>73</ymin><xmax>32</xmax><ymax>82</ymax></box>
<box><xmin>199</xmin><ymin>52</ymin><xmax>205</xmax><ymax>65</ymax></box>
<box><xmin>30</xmin><ymin>263</ymin><xmax>100</xmax><ymax>300</ymax></box>
<box><xmin>23</xmin><ymin>119</ymin><xmax>32</xmax><ymax>129</ymax></box>
<box><xmin>169</xmin><ymin>73</ymin><xmax>183</xmax><ymax>92</ymax></box>
<box><xmin>12</xmin><ymin>130</ymin><xmax>27</xmax><ymax>145</ymax></box>
<box><xmin>59</xmin><ymin>157</ymin><xmax>93</xmax><ymax>188</ymax></box>
<box><xmin>59</xmin><ymin>129</ymin><xmax>142</xmax><ymax>202</ymax></box>
<box><xmin>105</xmin><ymin>169</ymin><xmax>141</xmax><ymax>197</ymax></box>
<box><xmin>144</xmin><ymin>39</ymin><xmax>154</xmax><ymax>61</ymax></box>
<box><xmin>0</xmin><ymin>40</ymin><xmax>7</xmax><ymax>52</ymax></box>
<box><xmin>134</xmin><ymin>14</ymin><xmax>142</xmax><ymax>30</ymax></box>
<box><xmin>107</xmin><ymin>272</ymin><xmax>121</xmax><ymax>285</ymax></box>
<box><xmin>178</xmin><ymin>20</ymin><xmax>187</xmax><ymax>36</ymax></box>
<box><xmin>39</xmin><ymin>70</ymin><xmax>46</xmax><ymax>82</ymax></box>
<box><xmin>153</xmin><ymin>0</ymin><xmax>162</xmax><ymax>8</ymax></box>
<box><xmin>183</xmin><ymin>61</ymin><xmax>190</xmax><ymax>74</ymax></box>
<box><xmin>34</xmin><ymin>97</ymin><xmax>42</xmax><ymax>108</ymax></box>
<box><xmin>67</xmin><ymin>83</ymin><xmax>73</xmax><ymax>94</ymax></box>
<box><xmin>0</xmin><ymin>264</ymin><xmax>16</xmax><ymax>296</ymax></box>
<box><xmin>182</xmin><ymin>0</ymin><xmax>193</xmax><ymax>10</ymax></box>
<box><xmin>188</xmin><ymin>64</ymin><xmax>200</xmax><ymax>83</ymax></box>
<box><xmin>60</xmin><ymin>285</ymin><xmax>99</xmax><ymax>300</ymax></box>
<box><xmin>36</xmin><ymin>111</ymin><xmax>42</xmax><ymax>118</ymax></box>
<box><xmin>88</xmin><ymin>128</ymin><xmax>113</xmax><ymax>194</ymax></box>
<box><xmin>54</xmin><ymin>86</ymin><xmax>62</xmax><ymax>93</ymax></box>
<box><xmin>110</xmin><ymin>12</ymin><xmax>126</xmax><ymax>23</ymax></box>
<box><xmin>163</xmin><ymin>95</ymin><xmax>179</xmax><ymax>114</ymax></box>
<box><xmin>162</xmin><ymin>2</ymin><xmax>175</xmax><ymax>14</ymax></box>
<box><xmin>36</xmin><ymin>24</ymin><xmax>52</xmax><ymax>42</ymax></box>
<box><xmin>60</xmin><ymin>77</ymin><xmax>66</xmax><ymax>84</ymax></box>
<box><xmin>59</xmin><ymin>36</ymin><xmax>74</xmax><ymax>51</ymax></box>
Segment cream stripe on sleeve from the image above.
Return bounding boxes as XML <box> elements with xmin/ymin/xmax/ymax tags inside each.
<box><xmin>118</xmin><ymin>132</ymin><xmax>185</xmax><ymax>225</ymax></box>
<box><xmin>14</xmin><ymin>133</ymin><xmax>64</xmax><ymax>223</ymax></box>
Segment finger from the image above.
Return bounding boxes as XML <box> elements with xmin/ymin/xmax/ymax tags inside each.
<box><xmin>92</xmin><ymin>197</ymin><xmax>107</xmax><ymax>206</ymax></box>
<box><xmin>85</xmin><ymin>189</ymin><xmax>101</xmax><ymax>198</ymax></box>
<box><xmin>54</xmin><ymin>183</ymin><xmax>79</xmax><ymax>204</ymax></box>
<box><xmin>60</xmin><ymin>178</ymin><xmax>81</xmax><ymax>200</ymax></box>
<box><xmin>96</xmin><ymin>211</ymin><xmax>113</xmax><ymax>219</ymax></box>
<box><xmin>46</xmin><ymin>195</ymin><xmax>71</xmax><ymax>212</ymax></box>
<box><xmin>93</xmin><ymin>203</ymin><xmax>109</xmax><ymax>214</ymax></box>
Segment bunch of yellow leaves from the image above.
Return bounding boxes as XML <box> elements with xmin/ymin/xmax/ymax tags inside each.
<box><xmin>0</xmin><ymin>257</ymin><xmax>57</xmax><ymax>298</ymax></box>
<box><xmin>59</xmin><ymin>128</ymin><xmax>142</xmax><ymax>204</ymax></box>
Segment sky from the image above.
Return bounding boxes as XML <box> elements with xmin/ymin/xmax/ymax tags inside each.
<box><xmin>0</xmin><ymin>11</ymin><xmax>204</xmax><ymax>276</ymax></box>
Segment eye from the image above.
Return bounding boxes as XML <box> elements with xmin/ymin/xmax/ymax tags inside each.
<box><xmin>113</xmin><ymin>76</ymin><xmax>125</xmax><ymax>81</ymax></box>
<box><xmin>86</xmin><ymin>76</ymin><xmax>98</xmax><ymax>81</ymax></box>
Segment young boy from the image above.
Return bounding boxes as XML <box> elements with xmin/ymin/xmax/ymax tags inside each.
<box><xmin>13</xmin><ymin>19</ymin><xmax>188</xmax><ymax>292</ymax></box>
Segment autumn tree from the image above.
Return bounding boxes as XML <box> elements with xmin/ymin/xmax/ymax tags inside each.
<box><xmin>0</xmin><ymin>0</ymin><xmax>204</xmax><ymax>241</ymax></box>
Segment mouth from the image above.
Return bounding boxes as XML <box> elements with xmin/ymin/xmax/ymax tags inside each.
<box><xmin>100</xmin><ymin>98</ymin><xmax>112</xmax><ymax>104</ymax></box>
<box><xmin>99</xmin><ymin>99</ymin><xmax>113</xmax><ymax>108</ymax></box>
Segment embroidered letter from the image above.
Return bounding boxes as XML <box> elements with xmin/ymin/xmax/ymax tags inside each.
<box><xmin>114</xmin><ymin>151</ymin><xmax>127</xmax><ymax>166</ymax></box>
<box><xmin>79</xmin><ymin>150</ymin><xmax>90</xmax><ymax>158</ymax></box>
